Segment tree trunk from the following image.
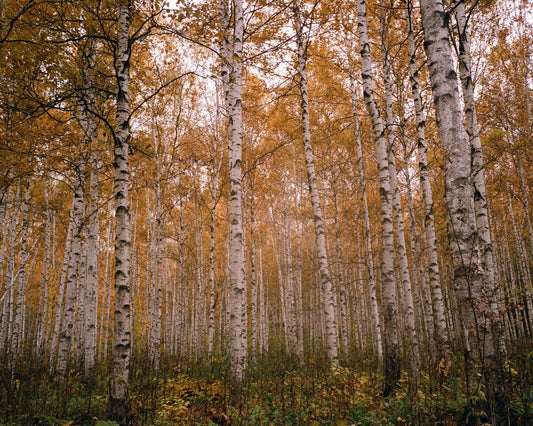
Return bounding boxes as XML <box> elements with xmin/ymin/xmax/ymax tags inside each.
<box><xmin>293</xmin><ymin>1</ymin><xmax>339</xmax><ymax>363</ymax></box>
<box><xmin>291</xmin><ymin>157</ymin><xmax>305</xmax><ymax>360</ymax></box>
<box><xmin>192</xmin><ymin>195</ymin><xmax>203</xmax><ymax>360</ymax></box>
<box><xmin>207</xmin><ymin>184</ymin><xmax>218</xmax><ymax>361</ymax></box>
<box><xmin>49</xmin><ymin>208</ymin><xmax>73</xmax><ymax>370</ymax></box>
<box><xmin>12</xmin><ymin>180</ymin><xmax>30</xmax><ymax>360</ymax></box>
<box><xmin>454</xmin><ymin>4</ymin><xmax>510</xmax><ymax>421</ymax></box>
<box><xmin>75</xmin><ymin>230</ymin><xmax>87</xmax><ymax>364</ymax></box>
<box><xmin>99</xmin><ymin>220</ymin><xmax>113</xmax><ymax>360</ymax></box>
<box><xmin>381</xmin><ymin>31</ymin><xmax>420</xmax><ymax>378</ymax></box>
<box><xmin>401</xmin><ymin>134</ymin><xmax>435</xmax><ymax>356</ymax></box>
<box><xmin>176</xmin><ymin>199</ymin><xmax>185</xmax><ymax>356</ymax></box>
<box><xmin>149</xmin><ymin>130</ymin><xmax>163</xmax><ymax>370</ymax></box>
<box><xmin>405</xmin><ymin>4</ymin><xmax>449</xmax><ymax>359</ymax></box>
<box><xmin>0</xmin><ymin>186</ymin><xmax>18</xmax><ymax>360</ymax></box>
<box><xmin>349</xmin><ymin>71</ymin><xmax>383</xmax><ymax>360</ymax></box>
<box><xmin>507</xmin><ymin>189</ymin><xmax>533</xmax><ymax>336</ymax></box>
<box><xmin>333</xmin><ymin>189</ymin><xmax>349</xmax><ymax>361</ymax></box>
<box><xmin>108</xmin><ymin>2</ymin><xmax>132</xmax><ymax>422</ymax></box>
<box><xmin>420</xmin><ymin>0</ymin><xmax>509</xmax><ymax>422</ymax></box>
<box><xmin>284</xmin><ymin>215</ymin><xmax>299</xmax><ymax>358</ymax></box>
<box><xmin>57</xmin><ymin>167</ymin><xmax>85</xmax><ymax>378</ymax></box>
<box><xmin>83</xmin><ymin>39</ymin><xmax>99</xmax><ymax>377</ymax></box>
<box><xmin>515</xmin><ymin>0</ymin><xmax>533</xmax><ymax>260</ymax></box>
<box><xmin>249</xmin><ymin>190</ymin><xmax>258</xmax><ymax>360</ymax></box>
<box><xmin>356</xmin><ymin>0</ymin><xmax>400</xmax><ymax>395</ymax></box>
<box><xmin>219</xmin><ymin>0</ymin><xmax>247</xmax><ymax>402</ymax></box>
<box><xmin>36</xmin><ymin>180</ymin><xmax>51</xmax><ymax>356</ymax></box>
<box><xmin>259</xmin><ymin>246</ymin><xmax>268</xmax><ymax>354</ymax></box>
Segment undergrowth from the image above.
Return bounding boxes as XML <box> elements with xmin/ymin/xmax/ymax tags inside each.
<box><xmin>0</xmin><ymin>341</ymin><xmax>532</xmax><ymax>425</ymax></box>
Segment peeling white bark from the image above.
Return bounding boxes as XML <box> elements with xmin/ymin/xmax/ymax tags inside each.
<box><xmin>349</xmin><ymin>71</ymin><xmax>383</xmax><ymax>360</ymax></box>
<box><xmin>57</xmin><ymin>168</ymin><xmax>85</xmax><ymax>378</ymax></box>
<box><xmin>421</xmin><ymin>0</ymin><xmax>509</xmax><ymax>420</ymax></box>
<box><xmin>293</xmin><ymin>1</ymin><xmax>339</xmax><ymax>363</ymax></box>
<box><xmin>219</xmin><ymin>0</ymin><xmax>247</xmax><ymax>397</ymax></box>
<box><xmin>109</xmin><ymin>3</ymin><xmax>132</xmax><ymax>421</ymax></box>
<box><xmin>405</xmin><ymin>8</ymin><xmax>449</xmax><ymax>358</ymax></box>
<box><xmin>356</xmin><ymin>0</ymin><xmax>399</xmax><ymax>394</ymax></box>
<box><xmin>381</xmin><ymin>33</ymin><xmax>420</xmax><ymax>376</ymax></box>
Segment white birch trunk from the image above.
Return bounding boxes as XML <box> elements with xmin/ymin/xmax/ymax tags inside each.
<box><xmin>271</xmin><ymin>221</ymin><xmax>289</xmax><ymax>353</ymax></box>
<box><xmin>249</xmin><ymin>191</ymin><xmax>258</xmax><ymax>359</ymax></box>
<box><xmin>454</xmin><ymin>6</ymin><xmax>509</xmax><ymax>420</ymax></box>
<box><xmin>420</xmin><ymin>0</ymin><xmax>509</xmax><ymax>421</ymax></box>
<box><xmin>333</xmin><ymin>190</ymin><xmax>349</xmax><ymax>360</ymax></box>
<box><xmin>283</xmin><ymin>216</ymin><xmax>299</xmax><ymax>358</ymax></box>
<box><xmin>108</xmin><ymin>2</ymin><xmax>132</xmax><ymax>421</ymax></box>
<box><xmin>75</xmin><ymin>235</ymin><xmax>87</xmax><ymax>361</ymax></box>
<box><xmin>356</xmin><ymin>0</ymin><xmax>399</xmax><ymax>394</ymax></box>
<box><xmin>507</xmin><ymin>189</ymin><xmax>533</xmax><ymax>336</ymax></box>
<box><xmin>176</xmin><ymin>200</ymin><xmax>185</xmax><ymax>355</ymax></box>
<box><xmin>207</xmin><ymin>184</ymin><xmax>218</xmax><ymax>361</ymax></box>
<box><xmin>99</xmin><ymin>221</ymin><xmax>112</xmax><ymax>359</ymax></box>
<box><xmin>258</xmin><ymin>246</ymin><xmax>268</xmax><ymax>354</ymax></box>
<box><xmin>130</xmin><ymin>196</ymin><xmax>138</xmax><ymax>357</ymax></box>
<box><xmin>219</xmin><ymin>0</ymin><xmax>247</xmax><ymax>399</ymax></box>
<box><xmin>455</xmin><ymin>2</ymin><xmax>508</xmax><ymax>352</ymax></box>
<box><xmin>349</xmin><ymin>71</ymin><xmax>383</xmax><ymax>360</ymax></box>
<box><xmin>83</xmin><ymin>39</ymin><xmax>99</xmax><ymax>376</ymax></box>
<box><xmin>381</xmin><ymin>36</ymin><xmax>420</xmax><ymax>376</ymax></box>
<box><xmin>57</xmin><ymin>168</ymin><xmax>85</xmax><ymax>378</ymax></box>
<box><xmin>405</xmin><ymin>11</ymin><xmax>449</xmax><ymax>358</ymax></box>
<box><xmin>516</xmin><ymin>1</ymin><xmax>533</xmax><ymax>259</ymax></box>
<box><xmin>294</xmin><ymin>229</ymin><xmax>304</xmax><ymax>359</ymax></box>
<box><xmin>49</xmin><ymin>210</ymin><xmax>73</xmax><ymax>369</ymax></box>
<box><xmin>149</xmin><ymin>133</ymin><xmax>162</xmax><ymax>370</ymax></box>
<box><xmin>193</xmin><ymin>197</ymin><xmax>203</xmax><ymax>360</ymax></box>
<box><xmin>278</xmin><ymin>253</ymin><xmax>289</xmax><ymax>352</ymax></box>
<box><xmin>0</xmin><ymin>186</ymin><xmax>18</xmax><ymax>359</ymax></box>
<box><xmin>36</xmin><ymin>180</ymin><xmax>51</xmax><ymax>355</ymax></box>
<box><xmin>402</xmin><ymin>146</ymin><xmax>435</xmax><ymax>353</ymax></box>
<box><xmin>291</xmin><ymin>157</ymin><xmax>305</xmax><ymax>359</ymax></box>
<box><xmin>293</xmin><ymin>2</ymin><xmax>339</xmax><ymax>363</ymax></box>
<box><xmin>0</xmin><ymin>184</ymin><xmax>7</xmax><ymax>241</ymax></box>
<box><xmin>12</xmin><ymin>181</ymin><xmax>30</xmax><ymax>359</ymax></box>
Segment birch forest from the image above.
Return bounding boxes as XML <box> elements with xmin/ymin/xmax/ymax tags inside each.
<box><xmin>1</xmin><ymin>0</ymin><xmax>532</xmax><ymax>424</ymax></box>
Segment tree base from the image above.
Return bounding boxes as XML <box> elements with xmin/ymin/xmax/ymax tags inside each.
<box><xmin>230</xmin><ymin>377</ymin><xmax>244</xmax><ymax>408</ymax></box>
<box><xmin>383</xmin><ymin>350</ymin><xmax>401</xmax><ymax>397</ymax></box>
<box><xmin>107</xmin><ymin>397</ymin><xmax>133</xmax><ymax>425</ymax></box>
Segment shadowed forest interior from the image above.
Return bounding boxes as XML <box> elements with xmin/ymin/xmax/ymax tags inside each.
<box><xmin>0</xmin><ymin>0</ymin><xmax>532</xmax><ymax>424</ymax></box>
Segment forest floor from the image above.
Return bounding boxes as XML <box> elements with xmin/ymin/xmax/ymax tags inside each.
<box><xmin>1</xmin><ymin>342</ymin><xmax>532</xmax><ymax>425</ymax></box>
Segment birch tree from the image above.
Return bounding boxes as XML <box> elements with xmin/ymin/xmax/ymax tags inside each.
<box><xmin>108</xmin><ymin>1</ymin><xmax>132</xmax><ymax>421</ymax></box>
<box><xmin>405</xmin><ymin>0</ymin><xmax>449</xmax><ymax>359</ymax></box>
<box><xmin>207</xmin><ymin>135</ymin><xmax>223</xmax><ymax>362</ymax></box>
<box><xmin>56</xmin><ymin>167</ymin><xmax>85</xmax><ymax>378</ymax></box>
<box><xmin>248</xmin><ymin>181</ymin><xmax>258</xmax><ymax>359</ymax></box>
<box><xmin>11</xmin><ymin>179</ymin><xmax>30</xmax><ymax>361</ymax></box>
<box><xmin>149</xmin><ymin>116</ymin><xmax>163</xmax><ymax>370</ymax></box>
<box><xmin>293</xmin><ymin>0</ymin><xmax>339</xmax><ymax>363</ymax></box>
<box><xmin>49</xmin><ymin>207</ymin><xmax>74</xmax><ymax>370</ymax></box>
<box><xmin>356</xmin><ymin>0</ymin><xmax>400</xmax><ymax>395</ymax></box>
<box><xmin>381</xmin><ymin>20</ymin><xmax>420</xmax><ymax>377</ymax></box>
<box><xmin>36</xmin><ymin>180</ymin><xmax>52</xmax><ymax>355</ymax></box>
<box><xmin>452</xmin><ymin>3</ymin><xmax>509</xmax><ymax>421</ymax></box>
<box><xmin>0</xmin><ymin>186</ymin><xmax>18</xmax><ymax>360</ymax></box>
<box><xmin>219</xmin><ymin>0</ymin><xmax>247</xmax><ymax>402</ymax></box>
<box><xmin>348</xmin><ymin>69</ymin><xmax>383</xmax><ymax>360</ymax></box>
<box><xmin>82</xmin><ymin>37</ymin><xmax>99</xmax><ymax>378</ymax></box>
<box><xmin>419</xmin><ymin>0</ymin><xmax>509</xmax><ymax>421</ymax></box>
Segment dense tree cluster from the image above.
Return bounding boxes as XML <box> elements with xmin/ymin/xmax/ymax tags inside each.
<box><xmin>0</xmin><ymin>0</ymin><xmax>532</xmax><ymax>424</ymax></box>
